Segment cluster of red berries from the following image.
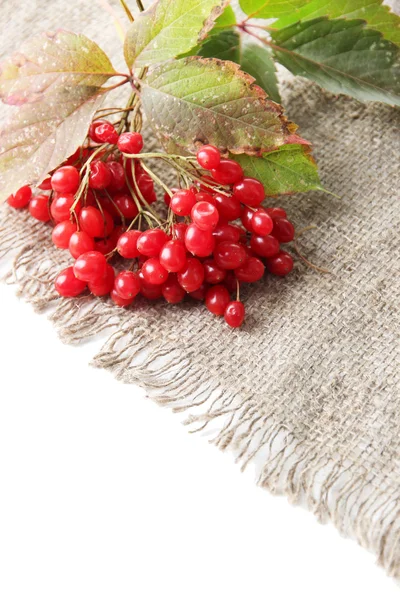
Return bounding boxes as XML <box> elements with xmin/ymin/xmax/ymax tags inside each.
<box><xmin>7</xmin><ymin>119</ymin><xmax>295</xmax><ymax>328</ymax></box>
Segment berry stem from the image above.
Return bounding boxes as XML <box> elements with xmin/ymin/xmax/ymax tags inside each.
<box><xmin>139</xmin><ymin>161</ymin><xmax>173</xmax><ymax>197</ymax></box>
<box><xmin>119</xmin><ymin>0</ymin><xmax>134</xmax><ymax>21</ymax></box>
<box><xmin>293</xmin><ymin>226</ymin><xmax>332</xmax><ymax>274</ymax></box>
<box><xmin>122</xmin><ymin>157</ymin><xmax>161</xmax><ymax>228</ymax></box>
<box><xmin>103</xmin><ymin>189</ymin><xmax>126</xmax><ymax>228</ymax></box>
<box><xmin>117</xmin><ymin>91</ymin><xmax>137</xmax><ymax>134</ymax></box>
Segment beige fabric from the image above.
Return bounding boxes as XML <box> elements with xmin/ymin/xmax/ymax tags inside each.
<box><xmin>1</xmin><ymin>0</ymin><xmax>400</xmax><ymax>579</ymax></box>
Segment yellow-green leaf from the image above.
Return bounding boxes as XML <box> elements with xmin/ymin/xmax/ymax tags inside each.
<box><xmin>239</xmin><ymin>0</ymin><xmax>309</xmax><ymax>19</ymax></box>
<box><xmin>124</xmin><ymin>0</ymin><xmax>230</xmax><ymax>68</ymax></box>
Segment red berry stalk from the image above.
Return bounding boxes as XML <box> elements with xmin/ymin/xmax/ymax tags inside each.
<box><xmin>7</xmin><ymin>115</ymin><xmax>296</xmax><ymax>329</ymax></box>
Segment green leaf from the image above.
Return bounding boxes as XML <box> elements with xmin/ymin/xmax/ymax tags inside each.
<box><xmin>0</xmin><ymin>30</ymin><xmax>116</xmax><ymax>203</ymax></box>
<box><xmin>235</xmin><ymin>144</ymin><xmax>322</xmax><ymax>195</ymax></box>
<box><xmin>271</xmin><ymin>18</ymin><xmax>400</xmax><ymax>106</ymax></box>
<box><xmin>213</xmin><ymin>4</ymin><xmax>236</xmax><ymax>28</ymax></box>
<box><xmin>239</xmin><ymin>0</ymin><xmax>309</xmax><ymax>19</ymax></box>
<box><xmin>197</xmin><ymin>29</ymin><xmax>241</xmax><ymax>61</ymax></box>
<box><xmin>240</xmin><ymin>42</ymin><xmax>282</xmax><ymax>104</ymax></box>
<box><xmin>124</xmin><ymin>0</ymin><xmax>230</xmax><ymax>68</ymax></box>
<box><xmin>198</xmin><ymin>30</ymin><xmax>281</xmax><ymax>102</ymax></box>
<box><xmin>273</xmin><ymin>0</ymin><xmax>400</xmax><ymax>45</ymax></box>
<box><xmin>141</xmin><ymin>56</ymin><xmax>306</xmax><ymax>155</ymax></box>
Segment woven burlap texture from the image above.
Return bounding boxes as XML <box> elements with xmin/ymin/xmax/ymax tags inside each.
<box><xmin>1</xmin><ymin>0</ymin><xmax>400</xmax><ymax>580</ymax></box>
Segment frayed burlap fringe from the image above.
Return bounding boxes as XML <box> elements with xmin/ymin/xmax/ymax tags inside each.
<box><xmin>1</xmin><ymin>189</ymin><xmax>400</xmax><ymax>578</ymax></box>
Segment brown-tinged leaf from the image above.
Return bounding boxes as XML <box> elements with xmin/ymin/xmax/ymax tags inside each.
<box><xmin>141</xmin><ymin>56</ymin><xmax>308</xmax><ymax>155</ymax></box>
<box><xmin>0</xmin><ymin>94</ymin><xmax>105</xmax><ymax>204</ymax></box>
<box><xmin>0</xmin><ymin>30</ymin><xmax>118</xmax><ymax>203</ymax></box>
<box><xmin>0</xmin><ymin>30</ymin><xmax>117</xmax><ymax>105</ymax></box>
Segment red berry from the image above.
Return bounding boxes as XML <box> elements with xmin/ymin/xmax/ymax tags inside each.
<box><xmin>266</xmin><ymin>207</ymin><xmax>287</xmax><ymax>220</ymax></box>
<box><xmin>235</xmin><ymin>256</ymin><xmax>265</xmax><ymax>283</ymax></box>
<box><xmin>89</xmin><ymin>161</ymin><xmax>112</xmax><ymax>189</ymax></box>
<box><xmin>163</xmin><ymin>191</ymin><xmax>172</xmax><ymax>207</ymax></box>
<box><xmin>73</xmin><ymin>251</ymin><xmax>107</xmax><ymax>282</ymax></box>
<box><xmin>95</xmin><ymin>122</ymin><xmax>119</xmax><ymax>144</ymax></box>
<box><xmin>79</xmin><ymin>206</ymin><xmax>106</xmax><ymax>238</ymax></box>
<box><xmin>117</xmin><ymin>230</ymin><xmax>141</xmax><ymax>258</ymax></box>
<box><xmin>113</xmin><ymin>193</ymin><xmax>139</xmax><ymax>220</ymax></box>
<box><xmin>272</xmin><ymin>218</ymin><xmax>295</xmax><ymax>243</ymax></box>
<box><xmin>203</xmin><ymin>259</ymin><xmax>226</xmax><ymax>284</ymax></box>
<box><xmin>138</xmin><ymin>271</ymin><xmax>163</xmax><ymax>300</ymax></box>
<box><xmin>172</xmin><ymin>222</ymin><xmax>188</xmax><ymax>243</ymax></box>
<box><xmin>51</xmin><ymin>166</ymin><xmax>80</xmax><ymax>194</ymax></box>
<box><xmin>196</xmin><ymin>145</ymin><xmax>221</xmax><ymax>170</ymax></box>
<box><xmin>89</xmin><ymin>119</ymin><xmax>107</xmax><ymax>143</ymax></box>
<box><xmin>55</xmin><ymin>266</ymin><xmax>87</xmax><ymax>297</ymax></box>
<box><xmin>170</xmin><ymin>189</ymin><xmax>197</xmax><ymax>216</ymax></box>
<box><xmin>94</xmin><ymin>235</ymin><xmax>116</xmax><ymax>255</ymax></box>
<box><xmin>233</xmin><ymin>177</ymin><xmax>265</xmax><ymax>207</ymax></box>
<box><xmin>185</xmin><ymin>223</ymin><xmax>215</xmax><ymax>257</ymax></box>
<box><xmin>69</xmin><ymin>231</ymin><xmax>95</xmax><ymax>259</ymax></box>
<box><xmin>214</xmin><ymin>241</ymin><xmax>247</xmax><ymax>270</ymax></box>
<box><xmin>213</xmin><ymin>193</ymin><xmax>241</xmax><ymax>222</ymax></box>
<box><xmin>224</xmin><ymin>271</ymin><xmax>239</xmax><ymax>293</ymax></box>
<box><xmin>111</xmin><ymin>289</ymin><xmax>134</xmax><ymax>307</ymax></box>
<box><xmin>177</xmin><ymin>257</ymin><xmax>204</xmax><ymax>292</ymax></box>
<box><xmin>205</xmin><ymin>285</ymin><xmax>230</xmax><ymax>316</ymax></box>
<box><xmin>107</xmin><ymin>161</ymin><xmax>126</xmax><ymax>191</ymax></box>
<box><xmin>137</xmin><ymin>173</ymin><xmax>156</xmax><ymax>203</ymax></box>
<box><xmin>252</xmin><ymin>210</ymin><xmax>273</xmax><ymax>236</ymax></box>
<box><xmin>191</xmin><ymin>201</ymin><xmax>219</xmax><ymax>231</ymax></box>
<box><xmin>250</xmin><ymin>234</ymin><xmax>280</xmax><ymax>258</ymax></box>
<box><xmin>213</xmin><ymin>223</ymin><xmax>244</xmax><ymax>243</ymax></box>
<box><xmin>224</xmin><ymin>301</ymin><xmax>245</xmax><ymax>328</ymax></box>
<box><xmin>52</xmin><ymin>220</ymin><xmax>77</xmax><ymax>249</ymax></box>
<box><xmin>195</xmin><ymin>191</ymin><xmax>214</xmax><ymax>204</ymax></box>
<box><xmin>7</xmin><ymin>185</ymin><xmax>32</xmax><ymax>209</ymax></box>
<box><xmin>159</xmin><ymin>240</ymin><xmax>187</xmax><ymax>273</ymax></box>
<box><xmin>266</xmin><ymin>251</ymin><xmax>294</xmax><ymax>276</ymax></box>
<box><xmin>51</xmin><ymin>193</ymin><xmax>78</xmax><ymax>222</ymax></box>
<box><xmin>114</xmin><ymin>270</ymin><xmax>140</xmax><ymax>300</ymax></box>
<box><xmin>84</xmin><ymin>189</ymin><xmax>97</xmax><ymax>207</ymax></box>
<box><xmin>162</xmin><ymin>274</ymin><xmax>186</xmax><ymax>304</ymax></box>
<box><xmin>66</xmin><ymin>146</ymin><xmax>85</xmax><ymax>165</ymax></box>
<box><xmin>189</xmin><ymin>282</ymin><xmax>209</xmax><ymax>301</ymax></box>
<box><xmin>117</xmin><ymin>132</ymin><xmax>144</xmax><ymax>154</ymax></box>
<box><xmin>211</xmin><ymin>159</ymin><xmax>243</xmax><ymax>185</ymax></box>
<box><xmin>101</xmin><ymin>209</ymin><xmax>114</xmax><ymax>238</ymax></box>
<box><xmin>137</xmin><ymin>229</ymin><xmax>169</xmax><ymax>257</ymax></box>
<box><xmin>88</xmin><ymin>264</ymin><xmax>115</xmax><ymax>296</ymax></box>
<box><xmin>29</xmin><ymin>194</ymin><xmax>50</xmax><ymax>222</ymax></box>
<box><xmin>38</xmin><ymin>177</ymin><xmax>52</xmax><ymax>191</ymax></box>
<box><xmin>141</xmin><ymin>258</ymin><xmax>168</xmax><ymax>285</ymax></box>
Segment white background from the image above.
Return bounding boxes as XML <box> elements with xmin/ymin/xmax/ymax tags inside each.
<box><xmin>0</xmin><ymin>284</ymin><xmax>399</xmax><ymax>600</ymax></box>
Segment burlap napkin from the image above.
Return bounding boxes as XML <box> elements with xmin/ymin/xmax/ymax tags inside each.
<box><xmin>1</xmin><ymin>0</ymin><xmax>399</xmax><ymax>580</ymax></box>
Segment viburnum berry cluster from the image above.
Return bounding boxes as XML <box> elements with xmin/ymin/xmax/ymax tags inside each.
<box><xmin>7</xmin><ymin>118</ymin><xmax>295</xmax><ymax>329</ymax></box>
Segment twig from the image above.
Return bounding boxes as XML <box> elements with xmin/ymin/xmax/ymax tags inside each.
<box><xmin>293</xmin><ymin>226</ymin><xmax>331</xmax><ymax>274</ymax></box>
